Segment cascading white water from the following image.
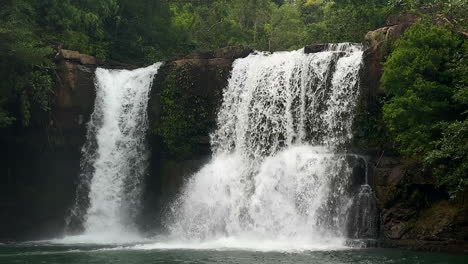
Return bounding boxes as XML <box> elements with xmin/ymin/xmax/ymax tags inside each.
<box><xmin>164</xmin><ymin>44</ymin><xmax>365</xmax><ymax>249</ymax></box>
<box><xmin>65</xmin><ymin>63</ymin><xmax>162</xmax><ymax>243</ymax></box>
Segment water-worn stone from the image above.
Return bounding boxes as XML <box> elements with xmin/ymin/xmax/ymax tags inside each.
<box><xmin>361</xmin><ymin>12</ymin><xmax>419</xmax><ymax>101</ymax></box>
<box><xmin>58</xmin><ymin>49</ymin><xmax>98</xmax><ymax>65</ymax></box>
<box><xmin>304</xmin><ymin>44</ymin><xmax>328</xmax><ymax>53</ymax></box>
<box><xmin>213</xmin><ymin>45</ymin><xmax>253</xmax><ymax>59</ymax></box>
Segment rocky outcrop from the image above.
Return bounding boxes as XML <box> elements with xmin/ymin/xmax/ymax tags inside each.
<box><xmin>0</xmin><ymin>50</ymin><xmax>99</xmax><ymax>240</ymax></box>
<box><xmin>57</xmin><ymin>49</ymin><xmax>98</xmax><ymax>65</ymax></box>
<box><xmin>353</xmin><ymin>14</ymin><xmax>418</xmax><ymax>151</ymax></box>
<box><xmin>361</xmin><ymin>12</ymin><xmax>419</xmax><ymax>101</ymax></box>
<box><xmin>370</xmin><ymin>155</ymin><xmax>468</xmax><ymax>251</ymax></box>
<box><xmin>142</xmin><ymin>46</ymin><xmax>252</xmax><ymax>230</ymax></box>
<box><xmin>148</xmin><ymin>45</ymin><xmax>251</xmax><ymax>158</ymax></box>
<box><xmin>53</xmin><ymin>50</ymin><xmax>97</xmax><ymax>146</ymax></box>
<box><xmin>366</xmin><ymin>152</ymin><xmax>468</xmax><ymax>251</ymax></box>
<box><xmin>304</xmin><ymin>44</ymin><xmax>328</xmax><ymax>53</ymax></box>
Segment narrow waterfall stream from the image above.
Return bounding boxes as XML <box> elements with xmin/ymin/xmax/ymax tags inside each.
<box><xmin>159</xmin><ymin>44</ymin><xmax>373</xmax><ymax>250</ymax></box>
<box><xmin>64</xmin><ymin>63</ymin><xmax>162</xmax><ymax>243</ymax></box>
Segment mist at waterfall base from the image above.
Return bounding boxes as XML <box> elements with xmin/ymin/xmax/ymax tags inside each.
<box><xmin>48</xmin><ymin>44</ymin><xmax>378</xmax><ymax>251</ymax></box>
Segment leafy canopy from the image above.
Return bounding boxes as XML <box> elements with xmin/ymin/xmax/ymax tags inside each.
<box><xmin>381</xmin><ymin>23</ymin><xmax>467</xmax><ymax>196</ymax></box>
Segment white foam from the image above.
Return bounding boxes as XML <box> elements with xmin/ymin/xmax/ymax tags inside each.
<box><xmin>48</xmin><ymin>231</ymin><xmax>148</xmax><ymax>245</ymax></box>
<box><xmin>128</xmin><ymin>236</ymin><xmax>349</xmax><ymax>252</ymax></box>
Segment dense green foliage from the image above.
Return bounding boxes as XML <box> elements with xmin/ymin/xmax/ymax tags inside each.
<box><xmin>425</xmin><ymin>121</ymin><xmax>468</xmax><ymax>197</ymax></box>
<box><xmin>170</xmin><ymin>0</ymin><xmax>395</xmax><ymax>51</ymax></box>
<box><xmin>381</xmin><ymin>23</ymin><xmax>467</xmax><ymax>197</ymax></box>
<box><xmin>0</xmin><ymin>1</ymin><xmax>54</xmax><ymax>127</ymax></box>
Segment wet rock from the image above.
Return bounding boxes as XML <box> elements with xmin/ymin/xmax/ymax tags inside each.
<box><xmin>361</xmin><ymin>12</ymin><xmax>419</xmax><ymax>102</ymax></box>
<box><xmin>177</xmin><ymin>45</ymin><xmax>253</xmax><ymax>61</ymax></box>
<box><xmin>213</xmin><ymin>45</ymin><xmax>253</xmax><ymax>59</ymax></box>
<box><xmin>382</xmin><ymin>207</ymin><xmax>416</xmax><ymax>239</ymax></box>
<box><xmin>57</xmin><ymin>49</ymin><xmax>97</xmax><ymax>65</ymax></box>
<box><xmin>304</xmin><ymin>44</ymin><xmax>328</xmax><ymax>53</ymax></box>
<box><xmin>371</xmin><ymin>154</ymin><xmax>468</xmax><ymax>250</ymax></box>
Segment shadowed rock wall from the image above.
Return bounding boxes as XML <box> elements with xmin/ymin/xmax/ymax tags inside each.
<box><xmin>0</xmin><ymin>50</ymin><xmax>98</xmax><ymax>240</ymax></box>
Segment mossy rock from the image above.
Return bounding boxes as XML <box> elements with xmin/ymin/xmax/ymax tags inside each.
<box><xmin>150</xmin><ymin>58</ymin><xmax>233</xmax><ymax>159</ymax></box>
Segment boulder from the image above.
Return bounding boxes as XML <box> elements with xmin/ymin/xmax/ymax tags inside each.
<box><xmin>57</xmin><ymin>49</ymin><xmax>98</xmax><ymax>65</ymax></box>
<box><xmin>213</xmin><ymin>45</ymin><xmax>253</xmax><ymax>59</ymax></box>
<box><xmin>177</xmin><ymin>45</ymin><xmax>253</xmax><ymax>61</ymax></box>
<box><xmin>304</xmin><ymin>44</ymin><xmax>328</xmax><ymax>53</ymax></box>
<box><xmin>371</xmin><ymin>154</ymin><xmax>468</xmax><ymax>250</ymax></box>
<box><xmin>361</xmin><ymin>12</ymin><xmax>419</xmax><ymax>101</ymax></box>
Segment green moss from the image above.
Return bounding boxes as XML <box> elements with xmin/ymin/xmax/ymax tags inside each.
<box><xmin>405</xmin><ymin>200</ymin><xmax>460</xmax><ymax>239</ymax></box>
<box><xmin>155</xmin><ymin>62</ymin><xmax>226</xmax><ymax>159</ymax></box>
<box><xmin>352</xmin><ymin>98</ymin><xmax>393</xmax><ymax>151</ymax></box>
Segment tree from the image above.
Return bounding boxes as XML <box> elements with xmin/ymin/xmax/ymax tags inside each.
<box><xmin>381</xmin><ymin>23</ymin><xmax>467</xmax><ymax>197</ymax></box>
<box><xmin>0</xmin><ymin>0</ymin><xmax>54</xmax><ymax>127</ymax></box>
<box><xmin>425</xmin><ymin>120</ymin><xmax>468</xmax><ymax>198</ymax></box>
<box><xmin>265</xmin><ymin>3</ymin><xmax>306</xmax><ymax>51</ymax></box>
<box><xmin>301</xmin><ymin>0</ymin><xmax>392</xmax><ymax>44</ymax></box>
<box><xmin>381</xmin><ymin>24</ymin><xmax>465</xmax><ymax>157</ymax></box>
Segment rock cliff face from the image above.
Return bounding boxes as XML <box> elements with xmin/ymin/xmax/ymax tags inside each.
<box><xmin>361</xmin><ymin>12</ymin><xmax>419</xmax><ymax>102</ymax></box>
<box><xmin>0</xmin><ymin>49</ymin><xmax>99</xmax><ymax>240</ymax></box>
<box><xmin>368</xmin><ymin>154</ymin><xmax>468</xmax><ymax>251</ymax></box>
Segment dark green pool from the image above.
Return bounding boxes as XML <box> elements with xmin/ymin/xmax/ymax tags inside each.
<box><xmin>0</xmin><ymin>243</ymin><xmax>466</xmax><ymax>264</ymax></box>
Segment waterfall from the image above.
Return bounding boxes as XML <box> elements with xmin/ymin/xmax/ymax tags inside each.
<box><xmin>165</xmin><ymin>44</ymin><xmax>371</xmax><ymax>248</ymax></box>
<box><xmin>65</xmin><ymin>63</ymin><xmax>162</xmax><ymax>242</ymax></box>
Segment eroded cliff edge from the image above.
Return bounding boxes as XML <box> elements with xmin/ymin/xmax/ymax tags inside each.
<box><xmin>0</xmin><ymin>50</ymin><xmax>98</xmax><ymax>239</ymax></box>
